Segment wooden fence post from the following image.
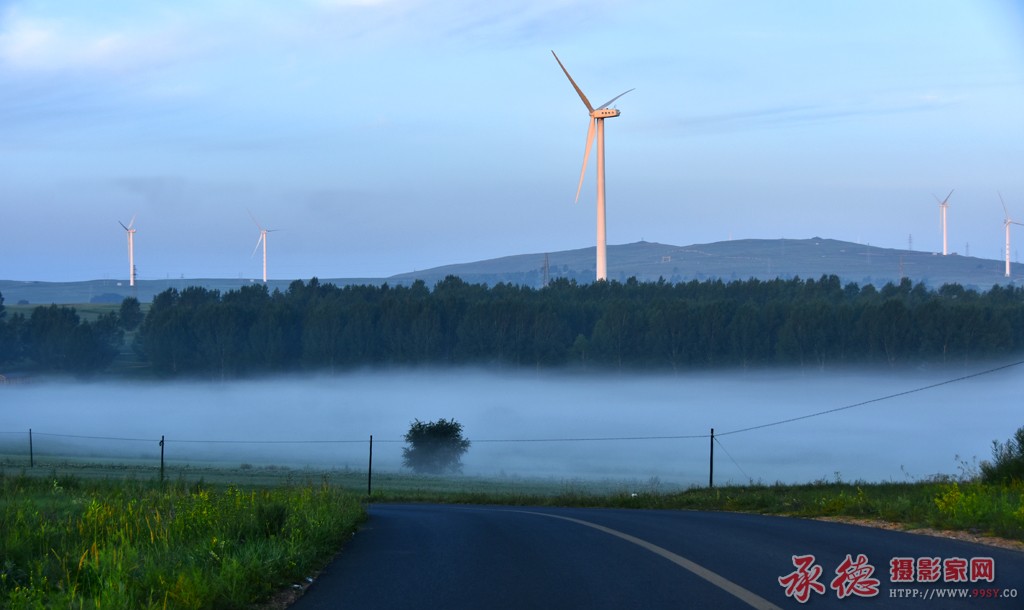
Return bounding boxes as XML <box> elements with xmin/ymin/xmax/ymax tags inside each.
<box><xmin>367</xmin><ymin>435</ymin><xmax>373</xmax><ymax>496</ymax></box>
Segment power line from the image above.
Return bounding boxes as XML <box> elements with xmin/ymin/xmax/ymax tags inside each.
<box><xmin>716</xmin><ymin>360</ymin><xmax>1024</xmax><ymax>437</ymax></box>
<box><xmin>31</xmin><ymin>432</ymin><xmax>155</xmax><ymax>442</ymax></box>
<box><xmin>169</xmin><ymin>438</ymin><xmax>369</xmax><ymax>444</ymax></box>
<box><xmin>470</xmin><ymin>434</ymin><xmax>707</xmax><ymax>443</ymax></box>
<box><xmin>714</xmin><ymin>436</ymin><xmax>752</xmax><ymax>483</ymax></box>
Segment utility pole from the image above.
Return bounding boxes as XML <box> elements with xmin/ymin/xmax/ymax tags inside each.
<box><xmin>709</xmin><ymin>428</ymin><xmax>715</xmax><ymax>489</ymax></box>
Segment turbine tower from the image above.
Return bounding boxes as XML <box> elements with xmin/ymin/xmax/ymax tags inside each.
<box><xmin>1000</xmin><ymin>193</ymin><xmax>1022</xmax><ymax>278</ymax></box>
<box><xmin>249</xmin><ymin>212</ymin><xmax>275</xmax><ymax>283</ymax></box>
<box><xmin>118</xmin><ymin>215</ymin><xmax>137</xmax><ymax>287</ymax></box>
<box><xmin>552</xmin><ymin>50</ymin><xmax>633</xmax><ymax>282</ymax></box>
<box><xmin>934</xmin><ymin>189</ymin><xmax>953</xmax><ymax>255</ymax></box>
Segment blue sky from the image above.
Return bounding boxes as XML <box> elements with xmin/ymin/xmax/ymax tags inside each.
<box><xmin>1</xmin><ymin>0</ymin><xmax>1022</xmax><ymax>282</ymax></box>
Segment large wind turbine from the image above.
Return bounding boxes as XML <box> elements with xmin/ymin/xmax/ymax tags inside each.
<box><xmin>118</xmin><ymin>215</ymin><xmax>137</xmax><ymax>287</ymax></box>
<box><xmin>1000</xmin><ymin>193</ymin><xmax>1022</xmax><ymax>278</ymax></box>
<box><xmin>934</xmin><ymin>189</ymin><xmax>953</xmax><ymax>255</ymax></box>
<box><xmin>249</xmin><ymin>212</ymin><xmax>275</xmax><ymax>283</ymax></box>
<box><xmin>552</xmin><ymin>50</ymin><xmax>633</xmax><ymax>282</ymax></box>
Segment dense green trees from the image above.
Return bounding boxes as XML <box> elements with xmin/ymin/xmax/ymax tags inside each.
<box><xmin>0</xmin><ymin>295</ymin><xmax>123</xmax><ymax>375</ymax></box>
<box><xmin>4</xmin><ymin>276</ymin><xmax>1024</xmax><ymax>377</ymax></box>
<box><xmin>124</xmin><ymin>275</ymin><xmax>1024</xmax><ymax>377</ymax></box>
<box><xmin>0</xmin><ymin>292</ymin><xmax>22</xmax><ymax>367</ymax></box>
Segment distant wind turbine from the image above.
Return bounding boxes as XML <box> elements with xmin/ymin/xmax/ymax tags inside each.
<box><xmin>1000</xmin><ymin>193</ymin><xmax>1022</xmax><ymax>278</ymax></box>
<box><xmin>934</xmin><ymin>189</ymin><xmax>953</xmax><ymax>255</ymax></box>
<box><xmin>249</xmin><ymin>212</ymin><xmax>276</xmax><ymax>283</ymax></box>
<box><xmin>552</xmin><ymin>50</ymin><xmax>633</xmax><ymax>282</ymax></box>
<box><xmin>118</xmin><ymin>215</ymin><xmax>137</xmax><ymax>287</ymax></box>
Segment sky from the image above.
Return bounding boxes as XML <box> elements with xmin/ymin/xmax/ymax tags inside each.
<box><xmin>1</xmin><ymin>0</ymin><xmax>1023</xmax><ymax>283</ymax></box>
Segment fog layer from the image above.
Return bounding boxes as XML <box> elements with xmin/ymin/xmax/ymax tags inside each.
<box><xmin>1</xmin><ymin>366</ymin><xmax>1019</xmax><ymax>486</ymax></box>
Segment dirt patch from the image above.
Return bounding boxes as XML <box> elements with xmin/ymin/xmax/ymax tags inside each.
<box><xmin>253</xmin><ymin>579</ymin><xmax>312</xmax><ymax>610</ymax></box>
<box><xmin>815</xmin><ymin>516</ymin><xmax>1024</xmax><ymax>553</ymax></box>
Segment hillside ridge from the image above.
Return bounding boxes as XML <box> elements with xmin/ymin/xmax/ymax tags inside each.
<box><xmin>2</xmin><ymin>237</ymin><xmax>1019</xmax><ymax>304</ymax></box>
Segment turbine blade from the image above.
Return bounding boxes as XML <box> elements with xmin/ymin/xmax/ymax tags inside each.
<box><xmin>597</xmin><ymin>88</ymin><xmax>635</xmax><ymax>109</ymax></box>
<box><xmin>551</xmin><ymin>50</ymin><xmax>594</xmax><ymax>113</ymax></box>
<box><xmin>251</xmin><ymin>234</ymin><xmax>264</xmax><ymax>257</ymax></box>
<box><xmin>942</xmin><ymin>189</ymin><xmax>954</xmax><ymax>205</ymax></box>
<box><xmin>127</xmin><ymin>214</ymin><xmax>136</xmax><ymax>229</ymax></box>
<box><xmin>119</xmin><ymin>221</ymin><xmax>129</xmax><ymax>231</ymax></box>
<box><xmin>574</xmin><ymin>118</ymin><xmax>596</xmax><ymax>203</ymax></box>
<box><xmin>999</xmin><ymin>191</ymin><xmax>1009</xmax><ymax>220</ymax></box>
<box><xmin>932</xmin><ymin>190</ymin><xmax>953</xmax><ymax>205</ymax></box>
<box><xmin>248</xmin><ymin>209</ymin><xmax>264</xmax><ymax>231</ymax></box>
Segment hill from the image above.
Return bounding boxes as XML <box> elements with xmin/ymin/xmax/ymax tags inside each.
<box><xmin>2</xmin><ymin>238</ymin><xmax>1020</xmax><ymax>304</ymax></box>
<box><xmin>387</xmin><ymin>237</ymin><xmax>1019</xmax><ymax>289</ymax></box>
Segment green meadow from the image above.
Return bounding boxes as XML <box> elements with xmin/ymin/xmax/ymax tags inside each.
<box><xmin>1</xmin><ymin>456</ymin><xmax>1021</xmax><ymax>609</ymax></box>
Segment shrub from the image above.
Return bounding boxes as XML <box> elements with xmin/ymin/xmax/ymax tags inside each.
<box><xmin>980</xmin><ymin>426</ymin><xmax>1024</xmax><ymax>484</ymax></box>
<box><xmin>402</xmin><ymin>418</ymin><xmax>471</xmax><ymax>474</ymax></box>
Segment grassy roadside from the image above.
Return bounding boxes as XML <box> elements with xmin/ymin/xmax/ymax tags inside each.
<box><xmin>0</xmin><ymin>472</ymin><xmax>365</xmax><ymax>610</ymax></box>
<box><xmin>7</xmin><ymin>457</ymin><xmax>1024</xmax><ymax>543</ymax></box>
<box><xmin>369</xmin><ymin>479</ymin><xmax>1024</xmax><ymax>543</ymax></box>
<box><xmin>1</xmin><ymin>462</ymin><xmax>1021</xmax><ymax>609</ymax></box>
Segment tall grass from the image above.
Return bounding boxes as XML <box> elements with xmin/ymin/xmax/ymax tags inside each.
<box><xmin>0</xmin><ymin>472</ymin><xmax>365</xmax><ymax>609</ymax></box>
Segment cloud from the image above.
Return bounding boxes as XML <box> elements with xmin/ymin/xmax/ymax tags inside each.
<box><xmin>0</xmin><ymin>6</ymin><xmax>203</xmax><ymax>74</ymax></box>
<box><xmin>648</xmin><ymin>94</ymin><xmax>959</xmax><ymax>137</ymax></box>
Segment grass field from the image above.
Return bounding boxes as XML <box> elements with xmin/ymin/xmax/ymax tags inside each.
<box><xmin>0</xmin><ymin>469</ymin><xmax>365</xmax><ymax>610</ymax></box>
<box><xmin>2</xmin><ymin>456</ymin><xmax>1021</xmax><ymax>609</ymax></box>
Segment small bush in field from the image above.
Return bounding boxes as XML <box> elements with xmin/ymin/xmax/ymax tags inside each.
<box><xmin>402</xmin><ymin>418</ymin><xmax>471</xmax><ymax>474</ymax></box>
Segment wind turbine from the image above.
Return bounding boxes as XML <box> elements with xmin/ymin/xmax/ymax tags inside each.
<box><xmin>249</xmin><ymin>212</ymin><xmax>275</xmax><ymax>283</ymax></box>
<box><xmin>934</xmin><ymin>189</ymin><xmax>953</xmax><ymax>255</ymax></box>
<box><xmin>552</xmin><ymin>50</ymin><xmax>633</xmax><ymax>282</ymax></box>
<box><xmin>1000</xmin><ymin>193</ymin><xmax>1022</xmax><ymax>278</ymax></box>
<box><xmin>118</xmin><ymin>215</ymin><xmax>137</xmax><ymax>287</ymax></box>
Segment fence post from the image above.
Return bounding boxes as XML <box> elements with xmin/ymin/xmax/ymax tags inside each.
<box><xmin>159</xmin><ymin>436</ymin><xmax>165</xmax><ymax>483</ymax></box>
<box><xmin>29</xmin><ymin>428</ymin><xmax>34</xmax><ymax>468</ymax></box>
<box><xmin>709</xmin><ymin>428</ymin><xmax>714</xmax><ymax>489</ymax></box>
<box><xmin>367</xmin><ymin>435</ymin><xmax>373</xmax><ymax>496</ymax></box>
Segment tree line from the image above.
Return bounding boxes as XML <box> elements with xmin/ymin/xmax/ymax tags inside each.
<box><xmin>2</xmin><ymin>275</ymin><xmax>1023</xmax><ymax>377</ymax></box>
<box><xmin>0</xmin><ymin>295</ymin><xmax>143</xmax><ymax>375</ymax></box>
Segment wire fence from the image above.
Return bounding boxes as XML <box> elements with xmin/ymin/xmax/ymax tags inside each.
<box><xmin>2</xmin><ymin>360</ymin><xmax>1021</xmax><ymax>488</ymax></box>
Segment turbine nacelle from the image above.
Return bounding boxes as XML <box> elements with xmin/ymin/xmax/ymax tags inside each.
<box><xmin>1000</xmin><ymin>192</ymin><xmax>1021</xmax><ymax>227</ymax></box>
<box><xmin>591</xmin><ymin>108</ymin><xmax>621</xmax><ymax>119</ymax></box>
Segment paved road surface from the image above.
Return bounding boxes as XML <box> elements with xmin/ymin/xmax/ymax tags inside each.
<box><xmin>289</xmin><ymin>504</ymin><xmax>1024</xmax><ymax>609</ymax></box>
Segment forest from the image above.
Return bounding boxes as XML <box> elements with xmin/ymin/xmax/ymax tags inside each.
<box><xmin>1</xmin><ymin>274</ymin><xmax>1023</xmax><ymax>377</ymax></box>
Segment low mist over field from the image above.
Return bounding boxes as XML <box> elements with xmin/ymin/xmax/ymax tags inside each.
<box><xmin>1</xmin><ymin>367</ymin><xmax>1020</xmax><ymax>487</ymax></box>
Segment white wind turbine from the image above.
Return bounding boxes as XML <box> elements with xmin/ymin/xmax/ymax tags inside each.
<box><xmin>118</xmin><ymin>215</ymin><xmax>137</xmax><ymax>287</ymax></box>
<box><xmin>249</xmin><ymin>212</ymin><xmax>276</xmax><ymax>283</ymax></box>
<box><xmin>1000</xmin><ymin>193</ymin><xmax>1022</xmax><ymax>278</ymax></box>
<box><xmin>552</xmin><ymin>50</ymin><xmax>633</xmax><ymax>282</ymax></box>
<box><xmin>934</xmin><ymin>189</ymin><xmax>953</xmax><ymax>255</ymax></box>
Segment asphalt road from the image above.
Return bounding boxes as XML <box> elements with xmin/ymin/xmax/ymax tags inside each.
<box><xmin>289</xmin><ymin>504</ymin><xmax>1024</xmax><ymax>609</ymax></box>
